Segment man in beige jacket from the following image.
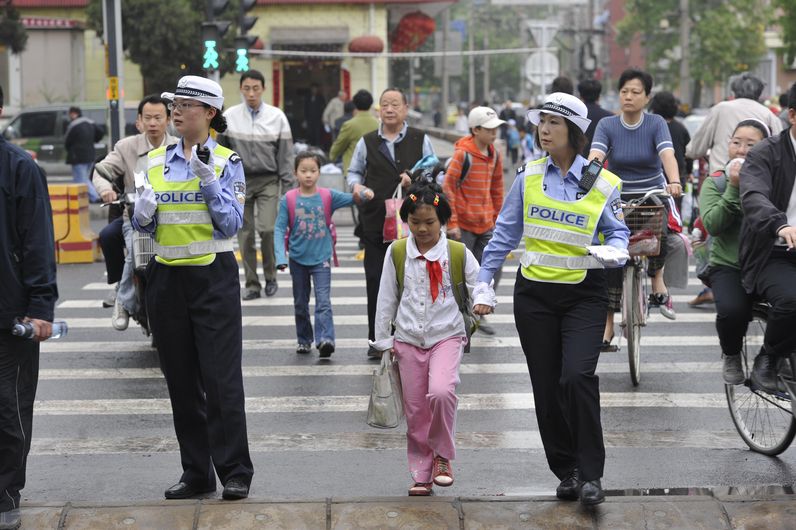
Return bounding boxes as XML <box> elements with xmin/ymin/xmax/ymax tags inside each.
<box><xmin>92</xmin><ymin>94</ymin><xmax>178</xmax><ymax>330</ymax></box>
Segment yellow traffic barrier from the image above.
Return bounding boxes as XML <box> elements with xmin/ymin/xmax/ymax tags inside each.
<box><xmin>49</xmin><ymin>183</ymin><xmax>99</xmax><ymax>264</ymax></box>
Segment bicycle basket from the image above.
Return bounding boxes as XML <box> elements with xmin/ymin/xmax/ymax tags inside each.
<box><xmin>132</xmin><ymin>231</ymin><xmax>155</xmax><ymax>270</ymax></box>
<box><xmin>623</xmin><ymin>204</ymin><xmax>665</xmax><ymax>257</ymax></box>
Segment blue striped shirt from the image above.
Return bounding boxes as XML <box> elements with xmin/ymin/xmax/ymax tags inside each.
<box><xmin>591</xmin><ymin>113</ymin><xmax>673</xmax><ymax>193</ymax></box>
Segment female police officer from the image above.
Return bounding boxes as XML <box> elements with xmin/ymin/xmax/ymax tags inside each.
<box><xmin>132</xmin><ymin>76</ymin><xmax>253</xmax><ymax>500</ymax></box>
<box><xmin>473</xmin><ymin>93</ymin><xmax>630</xmax><ymax>506</ymax></box>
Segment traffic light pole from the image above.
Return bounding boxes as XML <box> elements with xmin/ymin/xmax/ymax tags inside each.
<box><xmin>102</xmin><ymin>0</ymin><xmax>124</xmax><ymax>148</ymax></box>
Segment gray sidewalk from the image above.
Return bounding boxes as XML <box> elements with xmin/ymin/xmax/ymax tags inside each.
<box><xmin>18</xmin><ymin>493</ymin><xmax>796</xmax><ymax>529</ymax></box>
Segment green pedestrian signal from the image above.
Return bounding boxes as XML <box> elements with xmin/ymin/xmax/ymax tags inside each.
<box><xmin>203</xmin><ymin>39</ymin><xmax>219</xmax><ymax>70</ymax></box>
<box><xmin>235</xmin><ymin>48</ymin><xmax>249</xmax><ymax>72</ymax></box>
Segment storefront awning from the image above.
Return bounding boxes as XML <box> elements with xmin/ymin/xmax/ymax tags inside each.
<box><xmin>269</xmin><ymin>26</ymin><xmax>349</xmax><ymax>46</ymax></box>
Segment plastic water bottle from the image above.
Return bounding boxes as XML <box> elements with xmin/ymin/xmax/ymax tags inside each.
<box><xmin>11</xmin><ymin>320</ymin><xmax>68</xmax><ymax>340</ymax></box>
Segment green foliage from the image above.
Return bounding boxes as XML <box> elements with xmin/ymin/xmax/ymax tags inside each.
<box><xmin>0</xmin><ymin>2</ymin><xmax>28</xmax><ymax>54</ymax></box>
<box><xmin>87</xmin><ymin>0</ymin><xmax>243</xmax><ymax>95</ymax></box>
<box><xmin>617</xmin><ymin>0</ymin><xmax>771</xmax><ymax>91</ymax></box>
<box><xmin>776</xmin><ymin>0</ymin><xmax>796</xmax><ymax>66</ymax></box>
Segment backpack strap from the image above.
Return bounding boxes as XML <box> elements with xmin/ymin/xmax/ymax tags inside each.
<box><xmin>448</xmin><ymin>240</ymin><xmax>466</xmax><ymax>313</ymax></box>
<box><xmin>392</xmin><ymin>238</ymin><xmax>408</xmax><ymax>300</ymax></box>
<box><xmin>285</xmin><ymin>188</ymin><xmax>299</xmax><ymax>236</ymax></box>
<box><xmin>318</xmin><ymin>187</ymin><xmax>338</xmax><ymax>267</ymax></box>
<box><xmin>457</xmin><ymin>152</ymin><xmax>471</xmax><ymax>188</ymax></box>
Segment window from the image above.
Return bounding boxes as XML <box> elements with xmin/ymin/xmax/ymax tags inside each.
<box><xmin>16</xmin><ymin>112</ymin><xmax>56</xmax><ymax>138</ymax></box>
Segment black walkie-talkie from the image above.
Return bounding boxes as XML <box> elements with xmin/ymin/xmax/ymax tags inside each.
<box><xmin>578</xmin><ymin>147</ymin><xmax>611</xmax><ymax>192</ymax></box>
<box><xmin>196</xmin><ymin>144</ymin><xmax>210</xmax><ymax>165</ymax></box>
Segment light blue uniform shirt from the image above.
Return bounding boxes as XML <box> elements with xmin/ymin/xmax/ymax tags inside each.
<box><xmin>477</xmin><ymin>155</ymin><xmax>630</xmax><ymax>284</ymax></box>
<box><xmin>274</xmin><ymin>189</ymin><xmax>355</xmax><ymax>267</ymax></box>
<box><xmin>132</xmin><ymin>136</ymin><xmax>245</xmax><ymax>240</ymax></box>
<box><xmin>346</xmin><ymin>121</ymin><xmax>436</xmax><ymax>189</ymax></box>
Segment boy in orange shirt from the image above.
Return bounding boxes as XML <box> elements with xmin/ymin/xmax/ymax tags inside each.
<box><xmin>443</xmin><ymin>106</ymin><xmax>505</xmax><ymax>335</ymax></box>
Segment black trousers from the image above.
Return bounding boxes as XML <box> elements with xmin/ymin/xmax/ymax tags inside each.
<box><xmin>0</xmin><ymin>332</ymin><xmax>38</xmax><ymax>512</ymax></box>
<box><xmin>146</xmin><ymin>252</ymin><xmax>254</xmax><ymax>488</ymax></box>
<box><xmin>709</xmin><ymin>265</ymin><xmax>752</xmax><ymax>357</ymax></box>
<box><xmin>362</xmin><ymin>231</ymin><xmax>390</xmax><ymax>342</ymax></box>
<box><xmin>514</xmin><ymin>269</ymin><xmax>607</xmax><ymax>482</ymax></box>
<box><xmin>755</xmin><ymin>251</ymin><xmax>796</xmax><ymax>358</ymax></box>
<box><xmin>99</xmin><ymin>216</ymin><xmax>125</xmax><ymax>284</ymax></box>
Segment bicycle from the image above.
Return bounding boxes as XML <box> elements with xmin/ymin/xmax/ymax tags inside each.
<box><xmin>726</xmin><ymin>303</ymin><xmax>796</xmax><ymax>455</ymax></box>
<box><xmin>619</xmin><ymin>189</ymin><xmax>669</xmax><ymax>386</ymax></box>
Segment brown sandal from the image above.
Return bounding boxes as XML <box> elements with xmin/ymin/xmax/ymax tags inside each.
<box><xmin>408</xmin><ymin>482</ymin><xmax>434</xmax><ymax>496</ymax></box>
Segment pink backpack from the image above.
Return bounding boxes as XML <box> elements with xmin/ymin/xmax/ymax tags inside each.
<box><xmin>284</xmin><ymin>187</ymin><xmax>339</xmax><ymax>266</ymax></box>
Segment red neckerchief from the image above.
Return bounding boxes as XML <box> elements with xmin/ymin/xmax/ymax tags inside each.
<box><xmin>417</xmin><ymin>255</ymin><xmax>444</xmax><ymax>302</ymax></box>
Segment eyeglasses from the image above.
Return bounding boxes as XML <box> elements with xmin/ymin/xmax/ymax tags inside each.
<box><xmin>167</xmin><ymin>102</ymin><xmax>205</xmax><ymax>112</ymax></box>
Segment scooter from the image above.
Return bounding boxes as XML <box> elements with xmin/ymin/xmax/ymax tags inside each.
<box><xmin>102</xmin><ymin>191</ymin><xmax>155</xmax><ymax>347</ymax></box>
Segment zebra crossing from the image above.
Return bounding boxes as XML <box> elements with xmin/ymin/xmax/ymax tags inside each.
<box><xmin>32</xmin><ymin>232</ymin><xmax>770</xmax><ymax>499</ymax></box>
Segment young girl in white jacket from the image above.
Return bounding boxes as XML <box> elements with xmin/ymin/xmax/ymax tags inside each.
<box><xmin>370</xmin><ymin>181</ymin><xmax>494</xmax><ymax>496</ymax></box>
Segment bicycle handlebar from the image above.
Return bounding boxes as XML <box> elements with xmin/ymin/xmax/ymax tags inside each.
<box><xmin>622</xmin><ymin>188</ymin><xmax>671</xmax><ymax>207</ymax></box>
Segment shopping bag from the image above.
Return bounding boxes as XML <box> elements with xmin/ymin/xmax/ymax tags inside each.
<box><xmin>383</xmin><ymin>184</ymin><xmax>410</xmax><ymax>243</ymax></box>
<box><xmin>366</xmin><ymin>351</ymin><xmax>404</xmax><ymax>429</ymax></box>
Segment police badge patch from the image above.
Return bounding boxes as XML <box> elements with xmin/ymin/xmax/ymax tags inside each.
<box><xmin>611</xmin><ymin>198</ymin><xmax>624</xmax><ymax>221</ymax></box>
<box><xmin>234</xmin><ymin>181</ymin><xmax>246</xmax><ymax>204</ymax></box>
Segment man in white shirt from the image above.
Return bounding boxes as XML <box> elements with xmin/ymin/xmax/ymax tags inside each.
<box><xmin>217</xmin><ymin>70</ymin><xmax>295</xmax><ymax>300</ymax></box>
<box><xmin>687</xmin><ymin>72</ymin><xmax>783</xmax><ymax>173</ymax></box>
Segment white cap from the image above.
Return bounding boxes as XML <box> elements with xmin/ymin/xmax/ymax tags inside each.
<box><xmin>161</xmin><ymin>75</ymin><xmax>224</xmax><ymax>110</ymax></box>
<box><xmin>526</xmin><ymin>92</ymin><xmax>591</xmax><ymax>133</ymax></box>
<box><xmin>468</xmin><ymin>106</ymin><xmax>505</xmax><ymax>129</ymax></box>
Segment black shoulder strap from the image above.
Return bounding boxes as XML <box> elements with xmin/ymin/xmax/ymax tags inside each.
<box><xmin>457</xmin><ymin>152</ymin><xmax>471</xmax><ymax>188</ymax></box>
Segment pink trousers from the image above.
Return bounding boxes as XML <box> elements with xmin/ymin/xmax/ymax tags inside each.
<box><xmin>394</xmin><ymin>336</ymin><xmax>465</xmax><ymax>483</ymax></box>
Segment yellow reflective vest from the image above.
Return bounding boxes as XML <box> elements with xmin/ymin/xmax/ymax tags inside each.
<box><xmin>147</xmin><ymin>144</ymin><xmax>236</xmax><ymax>266</ymax></box>
<box><xmin>520</xmin><ymin>157</ymin><xmax>622</xmax><ymax>284</ymax></box>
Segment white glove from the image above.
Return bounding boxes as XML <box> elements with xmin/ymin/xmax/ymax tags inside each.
<box><xmin>472</xmin><ymin>281</ymin><xmax>497</xmax><ymax>308</ymax></box>
<box><xmin>587</xmin><ymin>245</ymin><xmax>630</xmax><ymax>268</ymax></box>
<box><xmin>134</xmin><ymin>186</ymin><xmax>157</xmax><ymax>226</ymax></box>
<box><xmin>190</xmin><ymin>145</ymin><xmax>217</xmax><ymax>186</ymax></box>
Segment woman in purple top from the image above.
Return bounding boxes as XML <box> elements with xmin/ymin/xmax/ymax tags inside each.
<box><xmin>588</xmin><ymin>69</ymin><xmax>684</xmax><ymax>347</ymax></box>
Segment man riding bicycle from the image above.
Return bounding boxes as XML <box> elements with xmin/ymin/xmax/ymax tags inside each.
<box><xmin>739</xmin><ymin>81</ymin><xmax>796</xmax><ymax>392</ymax></box>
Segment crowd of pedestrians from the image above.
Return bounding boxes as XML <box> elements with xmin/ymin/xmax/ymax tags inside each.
<box><xmin>6</xmin><ymin>65</ymin><xmax>796</xmax><ymax>527</ymax></box>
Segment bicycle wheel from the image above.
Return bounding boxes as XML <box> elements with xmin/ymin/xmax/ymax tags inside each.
<box><xmin>623</xmin><ymin>264</ymin><xmax>643</xmax><ymax>386</ymax></box>
<box><xmin>725</xmin><ymin>308</ymin><xmax>796</xmax><ymax>455</ymax></box>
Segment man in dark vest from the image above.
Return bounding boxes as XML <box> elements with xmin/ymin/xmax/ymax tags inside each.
<box><xmin>347</xmin><ymin>87</ymin><xmax>436</xmax><ymax>359</ymax></box>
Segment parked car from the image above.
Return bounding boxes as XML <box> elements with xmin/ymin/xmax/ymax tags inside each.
<box><xmin>1</xmin><ymin>103</ymin><xmax>139</xmax><ymax>175</ymax></box>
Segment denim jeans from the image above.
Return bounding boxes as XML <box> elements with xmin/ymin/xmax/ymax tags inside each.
<box><xmin>289</xmin><ymin>259</ymin><xmax>333</xmax><ymax>345</ymax></box>
<box><xmin>71</xmin><ymin>163</ymin><xmax>100</xmax><ymax>202</ymax></box>
<box><xmin>118</xmin><ymin>219</ymin><xmax>138</xmax><ymax>314</ymax></box>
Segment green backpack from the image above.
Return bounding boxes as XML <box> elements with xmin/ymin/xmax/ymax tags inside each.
<box><xmin>391</xmin><ymin>239</ymin><xmax>479</xmax><ymax>345</ymax></box>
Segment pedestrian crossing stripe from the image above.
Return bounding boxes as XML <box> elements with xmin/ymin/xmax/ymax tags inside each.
<box><xmin>33</xmin><ymin>392</ymin><xmax>731</xmax><ymax>416</ymax></box>
<box><xmin>36</xmin><ymin>361</ymin><xmax>724</xmax><ymax>380</ymax></box>
<box><xmin>40</xmin><ymin>334</ymin><xmax>737</xmax><ymax>353</ymax></box>
<box><xmin>27</xmin><ymin>429</ymin><xmax>747</xmax><ymax>456</ymax></box>
<box><xmin>50</xmin><ymin>313</ymin><xmax>720</xmax><ymax>327</ymax></box>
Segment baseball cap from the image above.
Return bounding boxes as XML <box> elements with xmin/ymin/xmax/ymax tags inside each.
<box><xmin>161</xmin><ymin>75</ymin><xmax>224</xmax><ymax>110</ymax></box>
<box><xmin>468</xmin><ymin>106</ymin><xmax>505</xmax><ymax>129</ymax></box>
<box><xmin>526</xmin><ymin>92</ymin><xmax>591</xmax><ymax>133</ymax></box>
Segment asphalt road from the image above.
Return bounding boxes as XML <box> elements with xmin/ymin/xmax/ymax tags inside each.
<box><xmin>22</xmin><ymin>183</ymin><xmax>796</xmax><ymax>505</ymax></box>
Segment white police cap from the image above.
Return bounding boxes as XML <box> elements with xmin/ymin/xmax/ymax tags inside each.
<box><xmin>526</xmin><ymin>92</ymin><xmax>591</xmax><ymax>133</ymax></box>
<box><xmin>161</xmin><ymin>75</ymin><xmax>224</xmax><ymax>111</ymax></box>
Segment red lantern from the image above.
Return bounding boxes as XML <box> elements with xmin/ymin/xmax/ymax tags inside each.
<box><xmin>349</xmin><ymin>35</ymin><xmax>384</xmax><ymax>54</ymax></box>
<box><xmin>390</xmin><ymin>11</ymin><xmax>436</xmax><ymax>53</ymax></box>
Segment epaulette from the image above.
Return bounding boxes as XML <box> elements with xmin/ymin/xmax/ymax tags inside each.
<box><xmin>515</xmin><ymin>164</ymin><xmax>526</xmax><ymax>175</ymax></box>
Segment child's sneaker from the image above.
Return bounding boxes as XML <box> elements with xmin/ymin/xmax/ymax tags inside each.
<box><xmin>296</xmin><ymin>344</ymin><xmax>311</xmax><ymax>354</ymax></box>
<box><xmin>408</xmin><ymin>482</ymin><xmax>433</xmax><ymax>496</ymax></box>
<box><xmin>318</xmin><ymin>341</ymin><xmax>335</xmax><ymax>358</ymax></box>
<box><xmin>432</xmin><ymin>456</ymin><xmax>453</xmax><ymax>487</ymax></box>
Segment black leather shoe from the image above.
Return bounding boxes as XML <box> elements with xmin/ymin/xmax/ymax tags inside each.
<box><xmin>222</xmin><ymin>478</ymin><xmax>249</xmax><ymax>500</ymax></box>
<box><xmin>555</xmin><ymin>468</ymin><xmax>580</xmax><ymax>501</ymax></box>
<box><xmin>164</xmin><ymin>481</ymin><xmax>215</xmax><ymax>499</ymax></box>
<box><xmin>265</xmin><ymin>280</ymin><xmax>278</xmax><ymax>297</ymax></box>
<box><xmin>752</xmin><ymin>352</ymin><xmax>778</xmax><ymax>392</ymax></box>
<box><xmin>579</xmin><ymin>479</ymin><xmax>605</xmax><ymax>506</ymax></box>
<box><xmin>242</xmin><ymin>288</ymin><xmax>261</xmax><ymax>301</ymax></box>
